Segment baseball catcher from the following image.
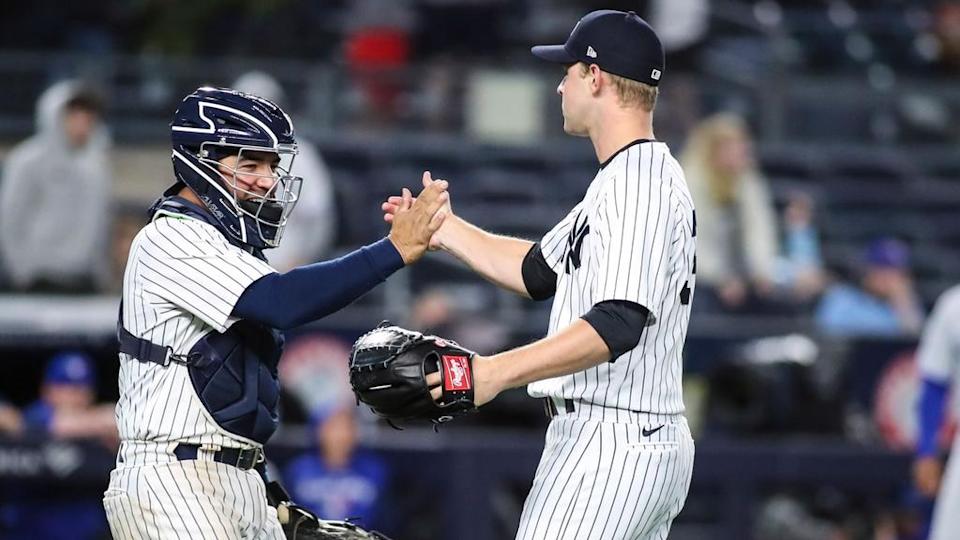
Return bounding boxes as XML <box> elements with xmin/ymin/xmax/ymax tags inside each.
<box><xmin>349</xmin><ymin>324</ymin><xmax>477</xmax><ymax>425</ymax></box>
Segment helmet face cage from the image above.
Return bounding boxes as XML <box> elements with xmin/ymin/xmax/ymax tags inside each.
<box><xmin>170</xmin><ymin>87</ymin><xmax>302</xmax><ymax>250</ymax></box>
<box><xmin>196</xmin><ymin>142</ymin><xmax>302</xmax><ymax>248</ymax></box>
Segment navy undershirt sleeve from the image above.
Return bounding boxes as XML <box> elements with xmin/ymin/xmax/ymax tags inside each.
<box><xmin>233</xmin><ymin>237</ymin><xmax>404</xmax><ymax>330</ymax></box>
<box><xmin>917</xmin><ymin>377</ymin><xmax>949</xmax><ymax>457</ymax></box>
<box><xmin>581</xmin><ymin>300</ymin><xmax>650</xmax><ymax>362</ymax></box>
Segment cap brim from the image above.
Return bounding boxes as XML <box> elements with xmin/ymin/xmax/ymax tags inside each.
<box><xmin>531</xmin><ymin>45</ymin><xmax>576</xmax><ymax>64</ymax></box>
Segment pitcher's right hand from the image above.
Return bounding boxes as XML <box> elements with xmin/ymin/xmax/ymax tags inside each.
<box><xmin>387</xmin><ymin>175</ymin><xmax>448</xmax><ymax>264</ymax></box>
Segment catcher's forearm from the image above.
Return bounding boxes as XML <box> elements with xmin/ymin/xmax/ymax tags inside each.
<box><xmin>439</xmin><ymin>215</ymin><xmax>533</xmax><ymax>297</ymax></box>
<box><xmin>490</xmin><ymin>320</ymin><xmax>611</xmax><ymax>391</ymax></box>
<box><xmin>233</xmin><ymin>238</ymin><xmax>404</xmax><ymax>329</ymax></box>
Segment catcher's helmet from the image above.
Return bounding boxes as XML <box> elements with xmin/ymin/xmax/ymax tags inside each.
<box><xmin>170</xmin><ymin>86</ymin><xmax>301</xmax><ymax>249</ymax></box>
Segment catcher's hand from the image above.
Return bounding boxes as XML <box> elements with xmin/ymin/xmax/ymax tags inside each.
<box><xmin>349</xmin><ymin>324</ymin><xmax>477</xmax><ymax>425</ymax></box>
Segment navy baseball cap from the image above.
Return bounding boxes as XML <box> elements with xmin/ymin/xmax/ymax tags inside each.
<box><xmin>532</xmin><ymin>10</ymin><xmax>665</xmax><ymax>86</ymax></box>
<box><xmin>44</xmin><ymin>351</ymin><xmax>96</xmax><ymax>386</ymax></box>
<box><xmin>864</xmin><ymin>238</ymin><xmax>910</xmax><ymax>269</ymax></box>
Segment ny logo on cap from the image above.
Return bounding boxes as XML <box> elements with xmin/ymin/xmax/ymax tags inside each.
<box><xmin>586</xmin><ymin>46</ymin><xmax>597</xmax><ymax>58</ymax></box>
<box><xmin>651</xmin><ymin>69</ymin><xmax>661</xmax><ymax>80</ymax></box>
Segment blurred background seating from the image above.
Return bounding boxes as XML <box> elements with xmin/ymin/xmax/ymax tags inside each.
<box><xmin>0</xmin><ymin>1</ymin><xmax>958</xmax><ymax>538</ymax></box>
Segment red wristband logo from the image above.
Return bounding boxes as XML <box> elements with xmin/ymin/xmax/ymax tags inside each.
<box><xmin>442</xmin><ymin>355</ymin><xmax>472</xmax><ymax>391</ymax></box>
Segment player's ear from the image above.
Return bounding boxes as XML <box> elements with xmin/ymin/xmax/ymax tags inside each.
<box><xmin>588</xmin><ymin>64</ymin><xmax>604</xmax><ymax>94</ymax></box>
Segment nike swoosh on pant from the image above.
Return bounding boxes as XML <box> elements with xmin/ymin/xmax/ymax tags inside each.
<box><xmin>642</xmin><ymin>425</ymin><xmax>665</xmax><ymax>437</ymax></box>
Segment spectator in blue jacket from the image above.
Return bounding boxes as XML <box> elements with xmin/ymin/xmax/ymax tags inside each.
<box><xmin>815</xmin><ymin>237</ymin><xmax>924</xmax><ymax>336</ymax></box>
<box><xmin>283</xmin><ymin>406</ymin><xmax>388</xmax><ymax>530</ymax></box>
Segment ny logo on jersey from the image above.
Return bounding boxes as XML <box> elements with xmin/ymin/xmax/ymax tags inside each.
<box><xmin>564</xmin><ymin>212</ymin><xmax>590</xmax><ymax>274</ymax></box>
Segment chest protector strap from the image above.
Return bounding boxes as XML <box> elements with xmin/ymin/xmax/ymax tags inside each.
<box><xmin>116</xmin><ymin>197</ymin><xmax>282</xmax><ymax>444</ymax></box>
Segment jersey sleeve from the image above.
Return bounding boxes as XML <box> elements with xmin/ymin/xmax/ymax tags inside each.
<box><xmin>135</xmin><ymin>216</ymin><xmax>275</xmax><ymax>333</ymax></box>
<box><xmin>538</xmin><ymin>203</ymin><xmax>581</xmax><ymax>272</ymax></box>
<box><xmin>594</xmin><ymin>174</ymin><xmax>674</xmax><ymax>322</ymax></box>
<box><xmin>917</xmin><ymin>286</ymin><xmax>960</xmax><ymax>382</ymax></box>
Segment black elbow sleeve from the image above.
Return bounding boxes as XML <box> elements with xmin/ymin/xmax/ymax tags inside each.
<box><xmin>521</xmin><ymin>243</ymin><xmax>557</xmax><ymax>301</ymax></box>
<box><xmin>581</xmin><ymin>300</ymin><xmax>650</xmax><ymax>361</ymax></box>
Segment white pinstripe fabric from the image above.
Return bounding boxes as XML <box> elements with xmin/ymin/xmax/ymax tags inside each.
<box><xmin>529</xmin><ymin>142</ymin><xmax>695</xmax><ymax>415</ymax></box>
<box><xmin>105</xmin><ymin>212</ymin><xmax>280</xmax><ymax>538</ymax></box>
<box><xmin>516</xmin><ymin>406</ymin><xmax>694</xmax><ymax>540</ymax></box>
<box><xmin>114</xmin><ymin>213</ymin><xmax>273</xmax><ymax>448</ymax></box>
<box><xmin>103</xmin><ymin>443</ymin><xmax>284</xmax><ymax>539</ymax></box>
<box><xmin>522</xmin><ymin>141</ymin><xmax>696</xmax><ymax>539</ymax></box>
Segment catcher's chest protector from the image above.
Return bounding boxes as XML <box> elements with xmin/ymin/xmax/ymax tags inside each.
<box><xmin>118</xmin><ymin>300</ymin><xmax>284</xmax><ymax>445</ymax></box>
<box><xmin>187</xmin><ymin>321</ymin><xmax>283</xmax><ymax>444</ymax></box>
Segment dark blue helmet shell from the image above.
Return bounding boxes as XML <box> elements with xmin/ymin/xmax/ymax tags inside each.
<box><xmin>170</xmin><ymin>86</ymin><xmax>301</xmax><ymax>249</ymax></box>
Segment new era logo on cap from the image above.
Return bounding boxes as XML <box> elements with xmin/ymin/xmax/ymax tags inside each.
<box><xmin>531</xmin><ymin>10</ymin><xmax>665</xmax><ymax>87</ymax></box>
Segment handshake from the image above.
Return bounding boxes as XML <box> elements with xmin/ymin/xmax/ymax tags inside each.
<box><xmin>383</xmin><ymin>171</ymin><xmax>452</xmax><ymax>265</ymax></box>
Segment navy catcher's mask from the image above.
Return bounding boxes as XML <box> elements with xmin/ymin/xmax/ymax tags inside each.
<box><xmin>170</xmin><ymin>86</ymin><xmax>302</xmax><ymax>249</ymax></box>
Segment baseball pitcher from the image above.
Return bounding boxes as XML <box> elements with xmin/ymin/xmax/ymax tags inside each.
<box><xmin>380</xmin><ymin>10</ymin><xmax>696</xmax><ymax>539</ymax></box>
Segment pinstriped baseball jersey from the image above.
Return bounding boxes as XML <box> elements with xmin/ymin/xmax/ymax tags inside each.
<box><xmin>115</xmin><ymin>209</ymin><xmax>275</xmax><ymax>449</ymax></box>
<box><xmin>528</xmin><ymin>140</ymin><xmax>696</xmax><ymax>416</ymax></box>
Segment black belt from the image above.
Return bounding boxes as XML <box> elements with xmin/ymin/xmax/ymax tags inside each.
<box><xmin>173</xmin><ymin>443</ymin><xmax>262</xmax><ymax>471</ymax></box>
<box><xmin>543</xmin><ymin>398</ymin><xmax>576</xmax><ymax>418</ymax></box>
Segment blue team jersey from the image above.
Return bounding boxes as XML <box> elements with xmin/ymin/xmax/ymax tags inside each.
<box><xmin>21</xmin><ymin>401</ymin><xmax>54</xmax><ymax>432</ymax></box>
<box><xmin>282</xmin><ymin>450</ymin><xmax>388</xmax><ymax>529</ymax></box>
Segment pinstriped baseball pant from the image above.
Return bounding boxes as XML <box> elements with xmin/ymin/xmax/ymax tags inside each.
<box><xmin>103</xmin><ymin>441</ymin><xmax>285</xmax><ymax>539</ymax></box>
<box><xmin>516</xmin><ymin>400</ymin><xmax>695</xmax><ymax>540</ymax></box>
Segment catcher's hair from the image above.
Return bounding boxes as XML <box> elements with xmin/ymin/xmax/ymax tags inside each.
<box><xmin>579</xmin><ymin>63</ymin><xmax>658</xmax><ymax>112</ymax></box>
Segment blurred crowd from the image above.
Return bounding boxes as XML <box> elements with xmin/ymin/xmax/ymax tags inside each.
<box><xmin>1</xmin><ymin>1</ymin><xmax>959</xmax><ymax>539</ymax></box>
<box><xmin>0</xmin><ymin>73</ymin><xmax>339</xmax><ymax>293</ymax></box>
<box><xmin>0</xmin><ymin>74</ymin><xmax>943</xmax><ymax>540</ymax></box>
<box><xmin>2</xmin><ymin>1</ymin><xmax>960</xmax><ymax>142</ymax></box>
<box><xmin>0</xmin><ymin>75</ymin><xmax>936</xmax><ymax>340</ymax></box>
<box><xmin>0</xmin><ymin>352</ymin><xmax>117</xmax><ymax>539</ymax></box>
<box><xmin>0</xmin><ymin>341</ymin><xmax>396</xmax><ymax>539</ymax></box>
<box><xmin>4</xmin><ymin>1</ymin><xmax>960</xmax><ymax>73</ymax></box>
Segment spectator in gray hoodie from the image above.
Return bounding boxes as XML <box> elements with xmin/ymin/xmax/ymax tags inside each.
<box><xmin>0</xmin><ymin>80</ymin><xmax>112</xmax><ymax>293</ymax></box>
